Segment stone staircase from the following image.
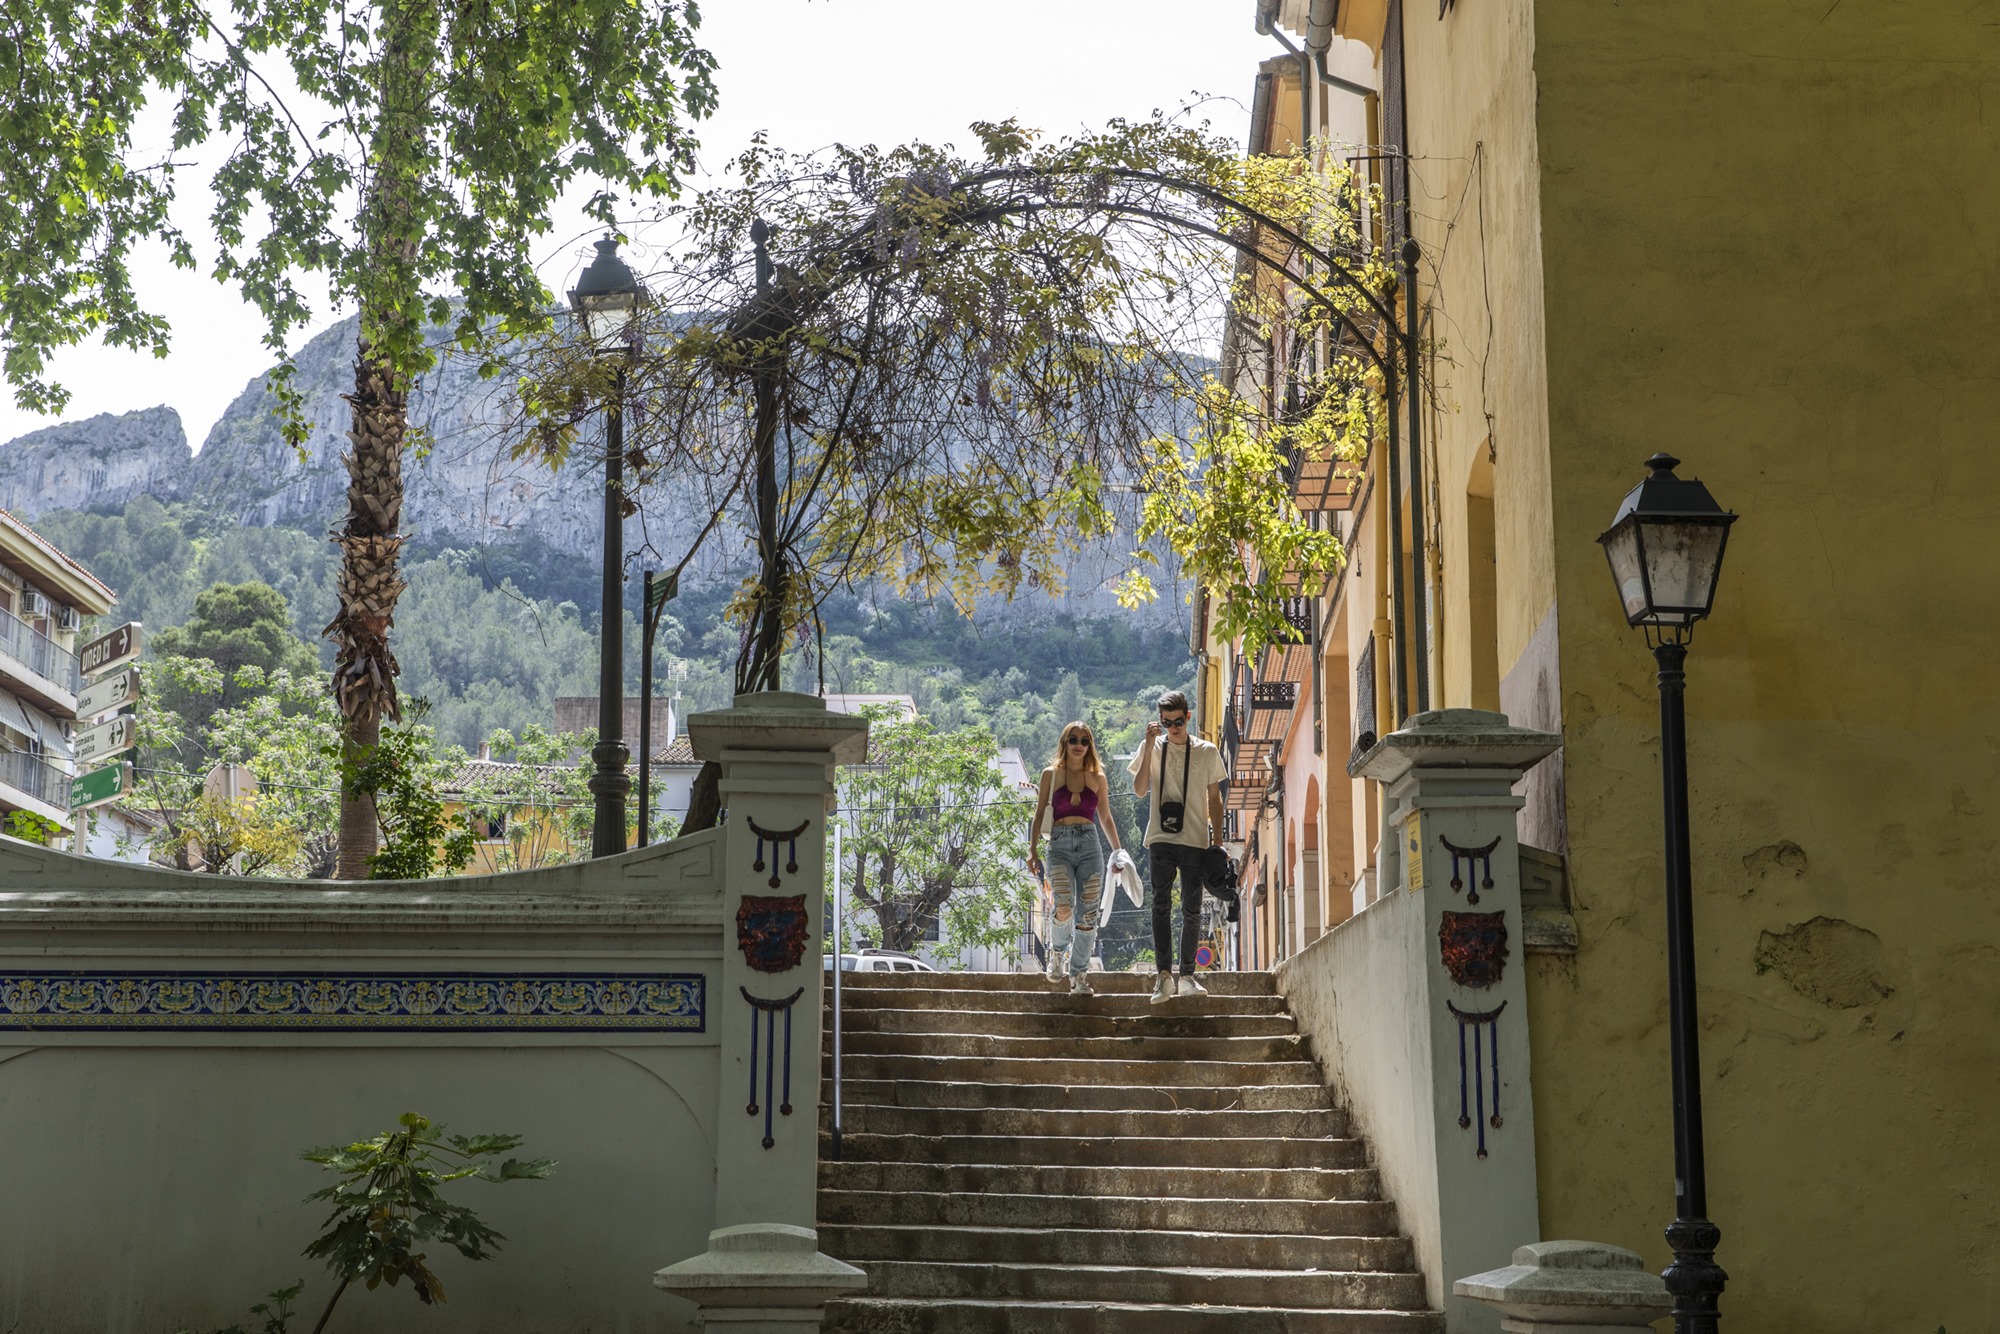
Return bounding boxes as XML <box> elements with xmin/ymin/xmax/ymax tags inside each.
<box><xmin>818</xmin><ymin>970</ymin><xmax>1443</xmax><ymax>1333</ymax></box>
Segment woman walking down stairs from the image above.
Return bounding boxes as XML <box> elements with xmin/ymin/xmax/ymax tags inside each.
<box><xmin>818</xmin><ymin>970</ymin><xmax>1443</xmax><ymax>1333</ymax></box>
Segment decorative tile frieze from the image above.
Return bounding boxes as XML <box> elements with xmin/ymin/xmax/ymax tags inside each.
<box><xmin>0</xmin><ymin>971</ymin><xmax>705</xmax><ymax>1032</ymax></box>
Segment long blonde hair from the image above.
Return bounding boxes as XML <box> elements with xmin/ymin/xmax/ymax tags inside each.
<box><xmin>1049</xmin><ymin>720</ymin><xmax>1102</xmax><ymax>776</ymax></box>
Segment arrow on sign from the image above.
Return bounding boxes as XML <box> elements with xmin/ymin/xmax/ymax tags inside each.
<box><xmin>73</xmin><ymin>713</ymin><xmax>136</xmax><ymax>764</ymax></box>
<box><xmin>78</xmin><ymin>622</ymin><xmax>143</xmax><ymax>678</ymax></box>
<box><xmin>77</xmin><ymin>667</ymin><xmax>141</xmax><ymax>721</ymax></box>
<box><xmin>70</xmin><ymin>761</ymin><xmax>134</xmax><ymax>811</ymax></box>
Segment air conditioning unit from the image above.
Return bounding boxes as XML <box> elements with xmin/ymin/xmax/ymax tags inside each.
<box><xmin>18</xmin><ymin>589</ymin><xmax>50</xmax><ymax>619</ymax></box>
<box><xmin>55</xmin><ymin>606</ymin><xmax>82</xmax><ymax>633</ymax></box>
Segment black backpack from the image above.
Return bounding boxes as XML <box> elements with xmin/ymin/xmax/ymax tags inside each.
<box><xmin>1200</xmin><ymin>845</ymin><xmax>1242</xmax><ymax>922</ymax></box>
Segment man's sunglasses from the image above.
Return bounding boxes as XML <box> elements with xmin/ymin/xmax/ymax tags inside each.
<box><xmin>1159</xmin><ymin>715</ymin><xmax>1188</xmax><ymax>728</ymax></box>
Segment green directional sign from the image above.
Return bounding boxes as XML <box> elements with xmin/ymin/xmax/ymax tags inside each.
<box><xmin>70</xmin><ymin>761</ymin><xmax>134</xmax><ymax>811</ymax></box>
<box><xmin>647</xmin><ymin>570</ymin><xmax>679</xmax><ymax>612</ymax></box>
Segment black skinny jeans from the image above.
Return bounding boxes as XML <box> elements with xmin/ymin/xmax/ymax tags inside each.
<box><xmin>1149</xmin><ymin>842</ymin><xmax>1206</xmax><ymax>975</ymax></box>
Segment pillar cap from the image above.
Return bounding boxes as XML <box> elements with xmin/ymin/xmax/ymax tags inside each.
<box><xmin>1355</xmin><ymin>708</ymin><xmax>1561</xmax><ymax>786</ymax></box>
<box><xmin>688</xmin><ymin>691</ymin><xmax>870</xmax><ymax>766</ymax></box>
<box><xmin>1454</xmin><ymin>1239</ymin><xmax>1671</xmax><ymax>1325</ymax></box>
<box><xmin>653</xmin><ymin>1224</ymin><xmax>868</xmax><ymax>1306</ymax></box>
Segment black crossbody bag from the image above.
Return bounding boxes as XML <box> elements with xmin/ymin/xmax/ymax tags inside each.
<box><xmin>1156</xmin><ymin>737</ymin><xmax>1192</xmax><ymax>835</ymax></box>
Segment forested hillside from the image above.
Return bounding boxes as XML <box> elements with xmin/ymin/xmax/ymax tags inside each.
<box><xmin>28</xmin><ymin>497</ymin><xmax>1195</xmax><ymax>760</ymax></box>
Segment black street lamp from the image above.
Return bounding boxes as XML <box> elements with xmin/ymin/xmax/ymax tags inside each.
<box><xmin>570</xmin><ymin>236</ymin><xmax>648</xmax><ymax>859</ymax></box>
<box><xmin>1597</xmin><ymin>452</ymin><xmax>1737</xmax><ymax>1334</ymax></box>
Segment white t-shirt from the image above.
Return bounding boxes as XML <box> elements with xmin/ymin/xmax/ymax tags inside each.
<box><xmin>1131</xmin><ymin>737</ymin><xmax>1227</xmax><ymax>849</ymax></box>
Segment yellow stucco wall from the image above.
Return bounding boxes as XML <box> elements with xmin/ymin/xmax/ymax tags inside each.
<box><xmin>1401</xmin><ymin>0</ymin><xmax>1558</xmax><ymax>712</ymax></box>
<box><xmin>1523</xmin><ymin>4</ymin><xmax>2000</xmax><ymax>1327</ymax></box>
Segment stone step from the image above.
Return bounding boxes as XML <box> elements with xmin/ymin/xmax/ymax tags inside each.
<box><xmin>830</xmin><ymin>986</ymin><xmax>1292</xmax><ymax>1017</ymax></box>
<box><xmin>825</xmin><ymin>1131</ymin><xmax>1364</xmax><ymax>1172</ymax></box>
<box><xmin>828</xmin><ymin>1007</ymin><xmax>1298</xmax><ymax>1039</ymax></box>
<box><xmin>832</xmin><ymin>1032</ymin><xmax>1312</xmax><ymax>1064</ymax></box>
<box><xmin>830</xmin><ymin>1053</ymin><xmax>1325</xmax><ymax>1088</ymax></box>
<box><xmin>836</xmin><ymin>971</ymin><xmax>1277</xmax><ymax>996</ymax></box>
<box><xmin>833</xmin><ymin>1030</ymin><xmax>1312</xmax><ymax>1063</ymax></box>
<box><xmin>820</xmin><ymin>1160</ymin><xmax>1380</xmax><ymax>1202</ymax></box>
<box><xmin>819</xmin><ymin>1223</ymin><xmax>1416</xmax><ymax>1273</ymax></box>
<box><xmin>854</xmin><ymin>1260</ymin><xmax>1430</xmax><ymax>1310</ymax></box>
<box><xmin>832</xmin><ymin>1077</ymin><xmax>1333</xmax><ymax>1113</ymax></box>
<box><xmin>822</xmin><ymin>1102</ymin><xmax>1348</xmax><ymax>1141</ymax></box>
<box><xmin>824</xmin><ymin>1297</ymin><xmax>1444</xmax><ymax>1334</ymax></box>
<box><xmin>818</xmin><ymin>1189</ymin><xmax>1401</xmax><ymax>1237</ymax></box>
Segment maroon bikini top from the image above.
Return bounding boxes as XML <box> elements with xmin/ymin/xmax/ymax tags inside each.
<box><xmin>1051</xmin><ymin>782</ymin><xmax>1099</xmax><ymax>821</ymax></box>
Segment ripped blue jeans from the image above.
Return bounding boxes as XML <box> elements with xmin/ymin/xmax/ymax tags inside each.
<box><xmin>1047</xmin><ymin>823</ymin><xmax>1106</xmax><ymax>977</ymax></box>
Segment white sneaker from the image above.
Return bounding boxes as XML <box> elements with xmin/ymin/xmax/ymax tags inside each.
<box><xmin>1044</xmin><ymin>951</ymin><xmax>1065</xmax><ymax>984</ymax></box>
<box><xmin>1069</xmin><ymin>973</ymin><xmax>1093</xmax><ymax>996</ymax></box>
<box><xmin>1149</xmin><ymin>973</ymin><xmax>1175</xmax><ymax>1004</ymax></box>
<box><xmin>1176</xmin><ymin>974</ymin><xmax>1208</xmax><ymax>998</ymax></box>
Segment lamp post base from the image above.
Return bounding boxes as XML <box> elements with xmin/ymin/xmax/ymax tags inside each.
<box><xmin>1664</xmin><ymin>1215</ymin><xmax>1726</xmax><ymax>1334</ymax></box>
<box><xmin>588</xmin><ymin>738</ymin><xmax>631</xmax><ymax>858</ymax></box>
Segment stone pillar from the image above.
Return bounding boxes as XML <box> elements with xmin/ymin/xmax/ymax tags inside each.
<box><xmin>654</xmin><ymin>692</ymin><xmax>869</xmax><ymax>1330</ymax></box>
<box><xmin>1358</xmin><ymin>708</ymin><xmax>1561</xmax><ymax>1333</ymax></box>
<box><xmin>1455</xmin><ymin>1240</ymin><xmax>1672</xmax><ymax>1333</ymax></box>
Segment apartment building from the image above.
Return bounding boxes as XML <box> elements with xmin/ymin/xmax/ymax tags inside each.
<box><xmin>0</xmin><ymin>510</ymin><xmax>118</xmax><ymax>843</ymax></box>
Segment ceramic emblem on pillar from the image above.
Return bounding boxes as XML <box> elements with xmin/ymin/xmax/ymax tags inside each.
<box><xmin>738</xmin><ymin>893</ymin><xmax>810</xmax><ymax>973</ymax></box>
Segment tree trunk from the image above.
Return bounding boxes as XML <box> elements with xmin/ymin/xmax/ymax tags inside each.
<box><xmin>330</xmin><ymin>343</ymin><xmax>408</xmax><ymax>878</ymax></box>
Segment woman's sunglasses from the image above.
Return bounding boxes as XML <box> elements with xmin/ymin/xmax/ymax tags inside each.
<box><xmin>1066</xmin><ymin>736</ymin><xmax>1092</xmax><ymax>747</ymax></box>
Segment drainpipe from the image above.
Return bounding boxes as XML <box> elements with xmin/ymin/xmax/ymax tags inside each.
<box><xmin>1248</xmin><ymin>69</ymin><xmax>1275</xmax><ymax>156</ymax></box>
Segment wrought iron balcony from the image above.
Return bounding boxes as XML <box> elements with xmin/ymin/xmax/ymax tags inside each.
<box><xmin>1276</xmin><ymin>595</ymin><xmax>1313</xmax><ymax>645</ymax></box>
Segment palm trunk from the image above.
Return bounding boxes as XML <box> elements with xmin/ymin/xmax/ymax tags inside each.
<box><xmin>330</xmin><ymin>342</ymin><xmax>408</xmax><ymax>878</ymax></box>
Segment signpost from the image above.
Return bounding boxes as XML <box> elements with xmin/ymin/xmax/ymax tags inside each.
<box><xmin>70</xmin><ymin>761</ymin><xmax>134</xmax><ymax>811</ymax></box>
<box><xmin>72</xmin><ymin>713</ymin><xmax>136</xmax><ymax>765</ymax></box>
<box><xmin>76</xmin><ymin>667</ymin><xmax>140</xmax><ymax>721</ymax></box>
<box><xmin>68</xmin><ymin>622</ymin><xmax>145</xmax><ymax>831</ymax></box>
<box><xmin>77</xmin><ymin>622</ymin><xmax>142</xmax><ymax>678</ymax></box>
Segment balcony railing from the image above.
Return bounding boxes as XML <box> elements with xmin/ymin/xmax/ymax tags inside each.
<box><xmin>1276</xmin><ymin>595</ymin><xmax>1314</xmax><ymax>646</ymax></box>
<box><xmin>0</xmin><ymin>746</ymin><xmax>70</xmax><ymax>814</ymax></box>
<box><xmin>0</xmin><ymin>606</ymin><xmax>79</xmax><ymax>696</ymax></box>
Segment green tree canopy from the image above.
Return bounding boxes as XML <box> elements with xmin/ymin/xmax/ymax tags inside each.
<box><xmin>3</xmin><ymin>0</ymin><xmax>717</xmax><ymax>418</ymax></box>
<box><xmin>153</xmin><ymin>581</ymin><xmax>321</xmax><ymax>726</ymax></box>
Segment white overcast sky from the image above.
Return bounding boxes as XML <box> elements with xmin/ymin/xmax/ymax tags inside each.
<box><xmin>0</xmin><ymin>0</ymin><xmax>1284</xmax><ymax>453</ymax></box>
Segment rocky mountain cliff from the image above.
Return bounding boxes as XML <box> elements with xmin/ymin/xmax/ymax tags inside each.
<box><xmin>2</xmin><ymin>317</ymin><xmax>626</xmax><ymax>555</ymax></box>
<box><xmin>0</xmin><ymin>317</ymin><xmax>1184</xmax><ymax>619</ymax></box>
<box><xmin>0</xmin><ymin>406</ymin><xmax>198</xmax><ymax>516</ymax></box>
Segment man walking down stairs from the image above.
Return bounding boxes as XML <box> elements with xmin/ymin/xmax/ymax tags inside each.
<box><xmin>818</xmin><ymin>970</ymin><xmax>1443</xmax><ymax>1332</ymax></box>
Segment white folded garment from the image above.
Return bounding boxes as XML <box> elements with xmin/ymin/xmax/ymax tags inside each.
<box><xmin>1104</xmin><ymin>848</ymin><xmax>1143</xmax><ymax>927</ymax></box>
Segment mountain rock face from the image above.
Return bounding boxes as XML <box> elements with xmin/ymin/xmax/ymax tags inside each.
<box><xmin>187</xmin><ymin>315</ymin><xmax>611</xmax><ymax>552</ymax></box>
<box><xmin>0</xmin><ymin>317</ymin><xmax>1185</xmax><ymax>619</ymax></box>
<box><xmin>1</xmin><ymin>318</ymin><xmax>624</xmax><ymax>556</ymax></box>
<box><xmin>0</xmin><ymin>406</ymin><xmax>197</xmax><ymax>516</ymax></box>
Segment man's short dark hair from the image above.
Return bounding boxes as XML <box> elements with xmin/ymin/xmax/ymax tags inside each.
<box><xmin>1156</xmin><ymin>689</ymin><xmax>1190</xmax><ymax>715</ymax></box>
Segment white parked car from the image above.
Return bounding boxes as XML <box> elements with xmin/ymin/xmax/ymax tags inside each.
<box><xmin>823</xmin><ymin>949</ymin><xmax>937</xmax><ymax>973</ymax></box>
